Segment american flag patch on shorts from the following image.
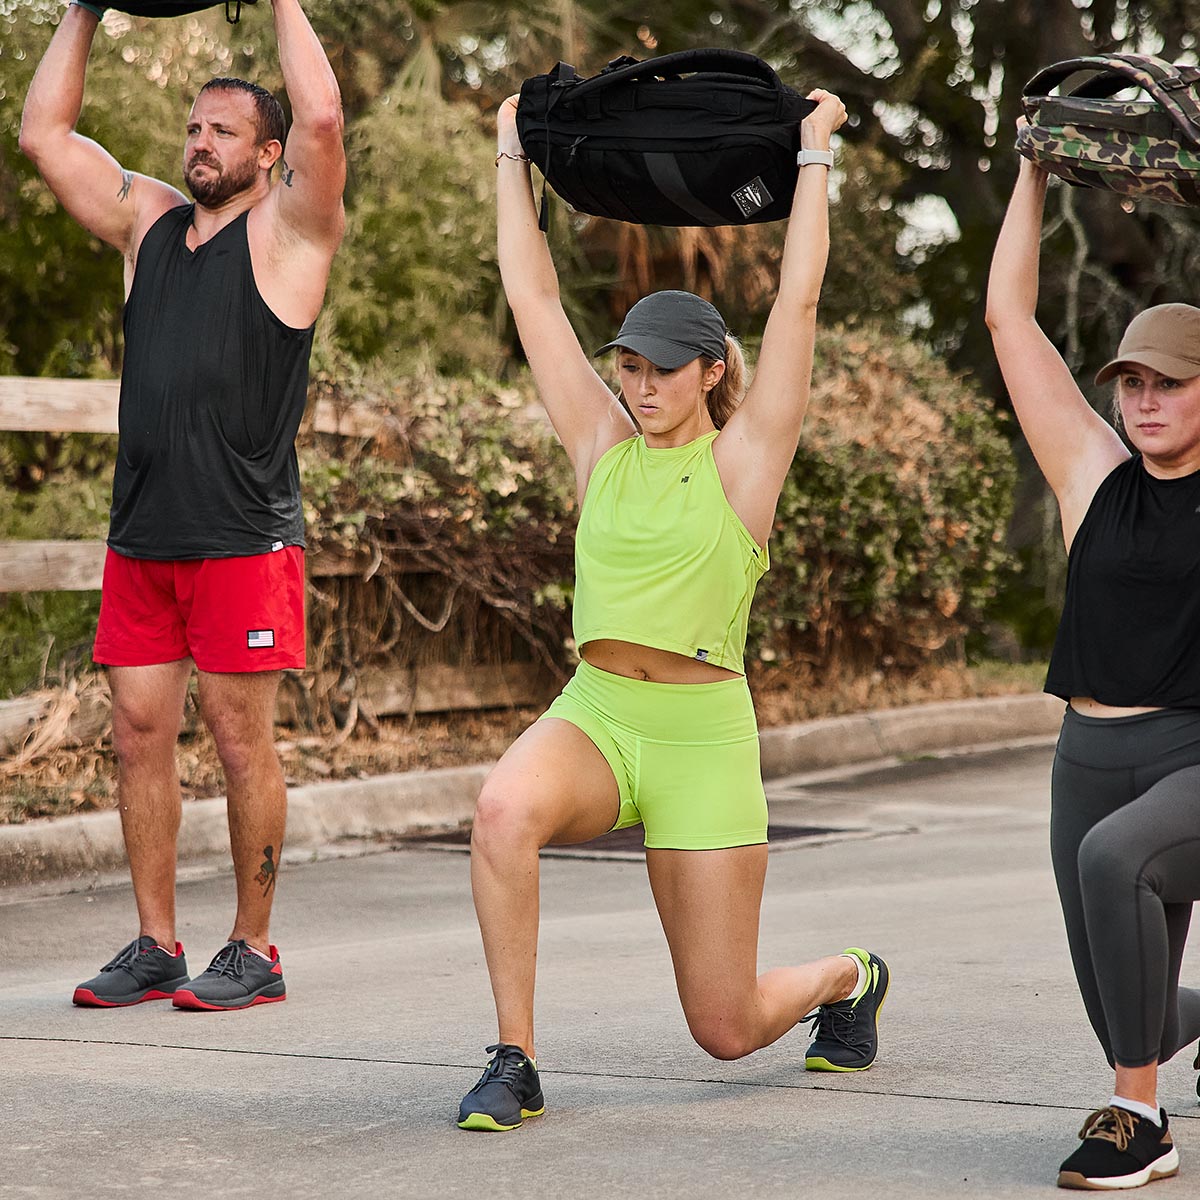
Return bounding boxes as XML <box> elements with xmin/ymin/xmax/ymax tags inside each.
<box><xmin>247</xmin><ymin>629</ymin><xmax>276</xmax><ymax>649</ymax></box>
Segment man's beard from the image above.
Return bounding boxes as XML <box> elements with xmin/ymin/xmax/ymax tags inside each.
<box><xmin>184</xmin><ymin>152</ymin><xmax>259</xmax><ymax>207</ymax></box>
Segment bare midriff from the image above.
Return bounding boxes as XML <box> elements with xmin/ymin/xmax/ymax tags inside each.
<box><xmin>1069</xmin><ymin>696</ymin><xmax>1163</xmax><ymax>718</ymax></box>
<box><xmin>581</xmin><ymin>639</ymin><xmax>741</xmax><ymax>684</ymax></box>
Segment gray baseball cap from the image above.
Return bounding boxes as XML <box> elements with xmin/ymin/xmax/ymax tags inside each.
<box><xmin>1095</xmin><ymin>303</ymin><xmax>1200</xmax><ymax>384</ymax></box>
<box><xmin>594</xmin><ymin>290</ymin><xmax>727</xmax><ymax>369</ymax></box>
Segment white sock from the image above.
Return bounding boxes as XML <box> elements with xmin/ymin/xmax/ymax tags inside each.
<box><xmin>246</xmin><ymin>945</ymin><xmax>274</xmax><ymax>963</ymax></box>
<box><xmin>843</xmin><ymin>953</ymin><xmax>868</xmax><ymax>1002</ymax></box>
<box><xmin>1110</xmin><ymin>1095</ymin><xmax>1161</xmax><ymax>1125</ymax></box>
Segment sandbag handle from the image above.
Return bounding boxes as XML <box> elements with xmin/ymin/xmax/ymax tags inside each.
<box><xmin>1023</xmin><ymin>54</ymin><xmax>1200</xmax><ymax>146</ymax></box>
<box><xmin>557</xmin><ymin>48</ymin><xmax>785</xmax><ymax>100</ymax></box>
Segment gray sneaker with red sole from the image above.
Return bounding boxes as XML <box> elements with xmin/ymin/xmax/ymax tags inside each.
<box><xmin>73</xmin><ymin>936</ymin><xmax>189</xmax><ymax>1007</ymax></box>
<box><xmin>172</xmin><ymin>940</ymin><xmax>286</xmax><ymax>1011</ymax></box>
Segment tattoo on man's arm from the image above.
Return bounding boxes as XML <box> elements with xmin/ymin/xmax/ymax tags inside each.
<box><xmin>280</xmin><ymin>160</ymin><xmax>295</xmax><ymax>188</ymax></box>
<box><xmin>254</xmin><ymin>845</ymin><xmax>278</xmax><ymax>896</ymax></box>
<box><xmin>117</xmin><ymin>170</ymin><xmax>133</xmax><ymax>202</ymax></box>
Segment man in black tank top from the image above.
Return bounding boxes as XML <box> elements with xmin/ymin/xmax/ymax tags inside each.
<box><xmin>20</xmin><ymin>1</ymin><xmax>345</xmax><ymax>1011</ymax></box>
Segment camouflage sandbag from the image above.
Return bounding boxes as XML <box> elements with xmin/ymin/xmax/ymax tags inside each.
<box><xmin>1018</xmin><ymin>54</ymin><xmax>1200</xmax><ymax>206</ymax></box>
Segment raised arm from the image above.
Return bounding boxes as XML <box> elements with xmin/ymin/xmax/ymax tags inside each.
<box><xmin>715</xmin><ymin>89</ymin><xmax>845</xmax><ymax>544</ymax></box>
<box><xmin>985</xmin><ymin>153</ymin><xmax>1128</xmax><ymax>547</ymax></box>
<box><xmin>248</xmin><ymin>0</ymin><xmax>345</xmax><ymax>329</ymax></box>
<box><xmin>18</xmin><ymin>4</ymin><xmax>183</xmax><ymax>268</ymax></box>
<box><xmin>495</xmin><ymin>96</ymin><xmax>635</xmax><ymax>495</ymax></box>
<box><xmin>264</xmin><ymin>0</ymin><xmax>345</xmax><ymax>247</ymax></box>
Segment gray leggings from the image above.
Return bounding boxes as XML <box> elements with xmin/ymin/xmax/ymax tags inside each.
<box><xmin>1052</xmin><ymin>706</ymin><xmax>1200</xmax><ymax>1068</ymax></box>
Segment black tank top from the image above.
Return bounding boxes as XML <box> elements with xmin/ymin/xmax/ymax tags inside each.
<box><xmin>1045</xmin><ymin>455</ymin><xmax>1200</xmax><ymax>706</ymax></box>
<box><xmin>109</xmin><ymin>204</ymin><xmax>314</xmax><ymax>559</ymax></box>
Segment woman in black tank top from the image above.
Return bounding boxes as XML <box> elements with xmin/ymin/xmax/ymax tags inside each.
<box><xmin>987</xmin><ymin>133</ymin><xmax>1200</xmax><ymax>1190</ymax></box>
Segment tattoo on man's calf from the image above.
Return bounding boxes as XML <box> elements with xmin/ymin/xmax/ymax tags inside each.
<box><xmin>254</xmin><ymin>845</ymin><xmax>278</xmax><ymax>896</ymax></box>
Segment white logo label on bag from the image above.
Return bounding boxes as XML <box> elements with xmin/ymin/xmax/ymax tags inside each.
<box><xmin>732</xmin><ymin>176</ymin><xmax>772</xmax><ymax>217</ymax></box>
<box><xmin>247</xmin><ymin>629</ymin><xmax>276</xmax><ymax>649</ymax></box>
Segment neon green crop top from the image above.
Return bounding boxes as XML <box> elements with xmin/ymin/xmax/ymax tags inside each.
<box><xmin>572</xmin><ymin>431</ymin><xmax>770</xmax><ymax>674</ymax></box>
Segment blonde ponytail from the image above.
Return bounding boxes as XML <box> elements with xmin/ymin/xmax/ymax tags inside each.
<box><xmin>702</xmin><ymin>334</ymin><xmax>746</xmax><ymax>429</ymax></box>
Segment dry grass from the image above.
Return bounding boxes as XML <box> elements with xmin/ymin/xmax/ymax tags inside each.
<box><xmin>747</xmin><ymin>659</ymin><xmax>1047</xmax><ymax>726</ymax></box>
<box><xmin>0</xmin><ymin>660</ymin><xmax>1046</xmax><ymax>825</ymax></box>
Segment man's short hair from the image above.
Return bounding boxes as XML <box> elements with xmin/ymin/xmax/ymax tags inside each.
<box><xmin>199</xmin><ymin>77</ymin><xmax>286</xmax><ymax>148</ymax></box>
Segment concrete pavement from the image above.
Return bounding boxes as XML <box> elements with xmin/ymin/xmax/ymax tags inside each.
<box><xmin>4</xmin><ymin>738</ymin><xmax>1200</xmax><ymax>1198</ymax></box>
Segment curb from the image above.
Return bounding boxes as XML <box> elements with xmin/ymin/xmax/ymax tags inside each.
<box><xmin>0</xmin><ymin>693</ymin><xmax>1064</xmax><ymax>888</ymax></box>
<box><xmin>757</xmin><ymin>691</ymin><xmax>1063</xmax><ymax>776</ymax></box>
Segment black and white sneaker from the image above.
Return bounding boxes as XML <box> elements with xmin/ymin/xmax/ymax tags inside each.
<box><xmin>804</xmin><ymin>947</ymin><xmax>889</xmax><ymax>1072</ymax></box>
<box><xmin>457</xmin><ymin>1043</ymin><xmax>545</xmax><ymax>1132</ymax></box>
<box><xmin>1058</xmin><ymin>1106</ymin><xmax>1179</xmax><ymax>1190</ymax></box>
<box><xmin>172</xmin><ymin>940</ymin><xmax>286</xmax><ymax>1011</ymax></box>
<box><xmin>73</xmin><ymin>936</ymin><xmax>189</xmax><ymax>1007</ymax></box>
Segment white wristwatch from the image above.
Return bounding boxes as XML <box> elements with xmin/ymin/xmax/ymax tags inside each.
<box><xmin>796</xmin><ymin>148</ymin><xmax>834</xmax><ymax>168</ymax></box>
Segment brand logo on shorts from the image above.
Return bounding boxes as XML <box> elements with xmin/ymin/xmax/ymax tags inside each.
<box><xmin>247</xmin><ymin>629</ymin><xmax>276</xmax><ymax>649</ymax></box>
<box><xmin>732</xmin><ymin>176</ymin><xmax>773</xmax><ymax>218</ymax></box>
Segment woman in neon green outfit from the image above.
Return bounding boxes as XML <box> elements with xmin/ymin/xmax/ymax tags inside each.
<box><xmin>458</xmin><ymin>87</ymin><xmax>890</xmax><ymax>1133</ymax></box>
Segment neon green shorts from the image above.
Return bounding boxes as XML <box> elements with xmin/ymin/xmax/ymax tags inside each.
<box><xmin>539</xmin><ymin>659</ymin><xmax>768</xmax><ymax>850</ymax></box>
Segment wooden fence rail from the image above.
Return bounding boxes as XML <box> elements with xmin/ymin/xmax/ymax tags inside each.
<box><xmin>0</xmin><ymin>376</ymin><xmax>389</xmax><ymax>591</ymax></box>
<box><xmin>0</xmin><ymin>376</ymin><xmax>554</xmax><ymax>721</ymax></box>
<box><xmin>0</xmin><ymin>375</ymin><xmax>388</xmax><ymax>437</ymax></box>
<box><xmin>0</xmin><ymin>538</ymin><xmax>388</xmax><ymax>592</ymax></box>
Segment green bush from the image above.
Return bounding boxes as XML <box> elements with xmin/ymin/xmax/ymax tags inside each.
<box><xmin>0</xmin><ymin>467</ymin><xmax>110</xmax><ymax>695</ymax></box>
<box><xmin>0</xmin><ymin>327</ymin><xmax>1016</xmax><ymax>699</ymax></box>
<box><xmin>324</xmin><ymin>97</ymin><xmax>504</xmax><ymax>374</ymax></box>
<box><xmin>0</xmin><ymin>592</ymin><xmax>100</xmax><ymax>697</ymax></box>
<box><xmin>303</xmin><ymin>327</ymin><xmax>1017</xmax><ymax>682</ymax></box>
<box><xmin>301</xmin><ymin>370</ymin><xmax>577</xmax><ymax>677</ymax></box>
<box><xmin>757</xmin><ymin>326</ymin><xmax>1017</xmax><ymax>669</ymax></box>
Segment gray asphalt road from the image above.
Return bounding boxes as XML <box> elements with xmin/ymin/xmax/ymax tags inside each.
<box><xmin>3</xmin><ymin>742</ymin><xmax>1199</xmax><ymax>1198</ymax></box>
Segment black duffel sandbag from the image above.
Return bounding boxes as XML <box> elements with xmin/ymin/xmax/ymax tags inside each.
<box><xmin>516</xmin><ymin>48</ymin><xmax>816</xmax><ymax>228</ymax></box>
<box><xmin>101</xmin><ymin>1</ymin><xmax>256</xmax><ymax>22</ymax></box>
<box><xmin>1018</xmin><ymin>53</ymin><xmax>1200</xmax><ymax>206</ymax></box>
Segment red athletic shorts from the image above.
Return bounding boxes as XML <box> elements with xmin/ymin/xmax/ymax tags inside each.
<box><xmin>93</xmin><ymin>547</ymin><xmax>306</xmax><ymax>672</ymax></box>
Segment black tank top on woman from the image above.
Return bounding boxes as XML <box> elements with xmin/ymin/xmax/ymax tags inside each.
<box><xmin>1045</xmin><ymin>455</ymin><xmax>1200</xmax><ymax>707</ymax></box>
<box><xmin>108</xmin><ymin>204</ymin><xmax>314</xmax><ymax>559</ymax></box>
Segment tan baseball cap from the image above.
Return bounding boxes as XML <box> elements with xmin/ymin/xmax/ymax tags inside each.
<box><xmin>1095</xmin><ymin>303</ymin><xmax>1200</xmax><ymax>385</ymax></box>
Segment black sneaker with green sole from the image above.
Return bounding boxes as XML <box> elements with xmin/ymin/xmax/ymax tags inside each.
<box><xmin>1057</xmin><ymin>1106</ymin><xmax>1179</xmax><ymax>1190</ymax></box>
<box><xmin>457</xmin><ymin>1043</ymin><xmax>545</xmax><ymax>1132</ymax></box>
<box><xmin>73</xmin><ymin>936</ymin><xmax>189</xmax><ymax>1007</ymax></box>
<box><xmin>804</xmin><ymin>947</ymin><xmax>890</xmax><ymax>1072</ymax></box>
